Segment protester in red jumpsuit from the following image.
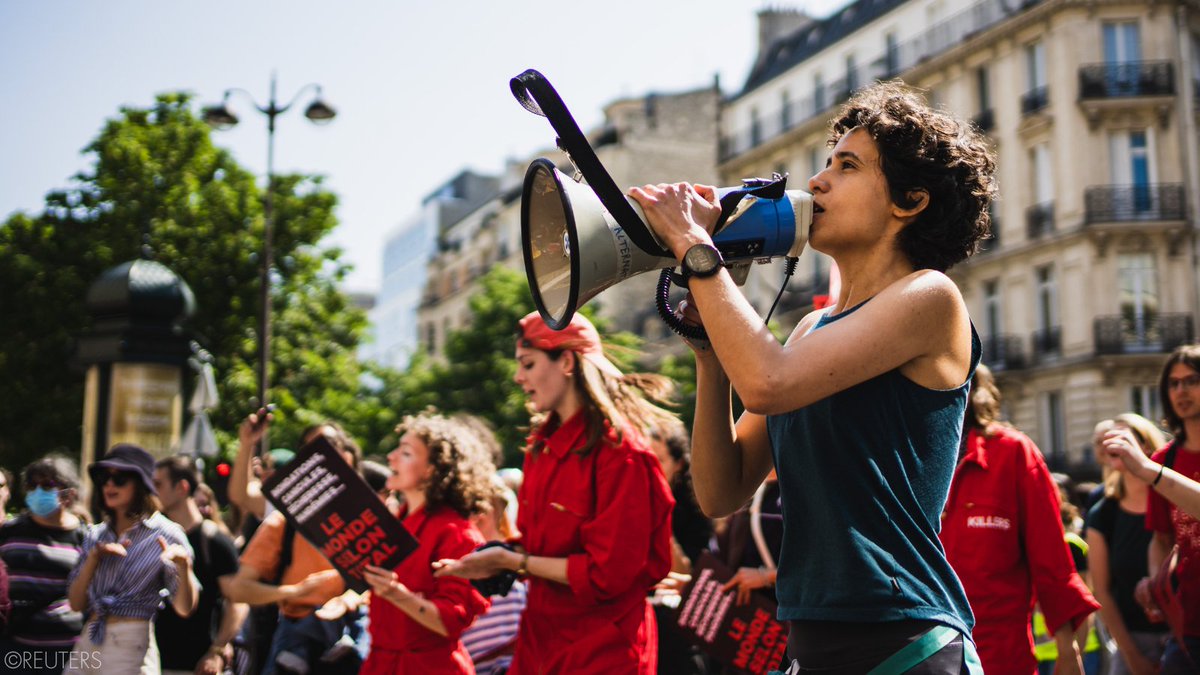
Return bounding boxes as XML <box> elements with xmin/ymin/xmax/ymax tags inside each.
<box><xmin>436</xmin><ymin>312</ymin><xmax>676</xmax><ymax>674</ymax></box>
<box><xmin>361</xmin><ymin>411</ymin><xmax>494</xmax><ymax>674</ymax></box>
<box><xmin>941</xmin><ymin>364</ymin><xmax>1098</xmax><ymax>675</ymax></box>
<box><xmin>1143</xmin><ymin>344</ymin><xmax>1200</xmax><ymax>671</ymax></box>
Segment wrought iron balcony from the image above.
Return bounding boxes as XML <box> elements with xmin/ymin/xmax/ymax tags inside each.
<box><xmin>1020</xmin><ymin>86</ymin><xmax>1050</xmax><ymax>115</ymax></box>
<box><xmin>1031</xmin><ymin>326</ymin><xmax>1062</xmax><ymax>362</ymax></box>
<box><xmin>1084</xmin><ymin>184</ymin><xmax>1186</xmax><ymax>224</ymax></box>
<box><xmin>1079</xmin><ymin>61</ymin><xmax>1174</xmax><ymax>99</ymax></box>
<box><xmin>1026</xmin><ymin>202</ymin><xmax>1055</xmax><ymax>240</ymax></box>
<box><xmin>972</xmin><ymin>108</ymin><xmax>995</xmax><ymax>133</ymax></box>
<box><xmin>982</xmin><ymin>334</ymin><xmax>1026</xmax><ymax>371</ymax></box>
<box><xmin>1094</xmin><ymin>313</ymin><xmax>1194</xmax><ymax>355</ymax></box>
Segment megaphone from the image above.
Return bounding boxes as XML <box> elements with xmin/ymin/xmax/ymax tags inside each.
<box><xmin>512</xmin><ymin>69</ymin><xmax>813</xmax><ymax>335</ymax></box>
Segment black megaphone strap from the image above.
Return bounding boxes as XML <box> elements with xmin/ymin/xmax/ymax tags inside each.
<box><xmin>511</xmin><ymin>70</ymin><xmax>669</xmax><ymax>257</ymax></box>
<box><xmin>511</xmin><ymin>70</ymin><xmax>790</xmax><ymax>254</ymax></box>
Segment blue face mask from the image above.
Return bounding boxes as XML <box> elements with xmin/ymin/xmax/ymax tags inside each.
<box><xmin>25</xmin><ymin>487</ymin><xmax>61</xmax><ymax>518</ymax></box>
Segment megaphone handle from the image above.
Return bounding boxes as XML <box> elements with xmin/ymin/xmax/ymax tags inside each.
<box><xmin>656</xmin><ymin>269</ymin><xmax>709</xmax><ymax>342</ymax></box>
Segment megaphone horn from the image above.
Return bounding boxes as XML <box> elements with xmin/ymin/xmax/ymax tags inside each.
<box><xmin>521</xmin><ymin>158</ymin><xmax>812</xmax><ymax>331</ymax></box>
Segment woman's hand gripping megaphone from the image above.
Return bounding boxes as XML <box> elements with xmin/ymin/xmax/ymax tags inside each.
<box><xmin>627</xmin><ymin>182</ymin><xmax>723</xmax><ymax>260</ymax></box>
<box><xmin>629</xmin><ymin>182</ymin><xmax>724</xmax><ymax>351</ymax></box>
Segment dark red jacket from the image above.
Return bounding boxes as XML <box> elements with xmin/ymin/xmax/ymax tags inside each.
<box><xmin>510</xmin><ymin>412</ymin><xmax>674</xmax><ymax>675</ymax></box>
<box><xmin>363</xmin><ymin>504</ymin><xmax>488</xmax><ymax>675</ymax></box>
<box><xmin>940</xmin><ymin>426</ymin><xmax>1098</xmax><ymax>675</ymax></box>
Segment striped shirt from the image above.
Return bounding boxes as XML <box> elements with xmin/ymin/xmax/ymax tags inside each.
<box><xmin>0</xmin><ymin>514</ymin><xmax>86</xmax><ymax>648</ymax></box>
<box><xmin>462</xmin><ymin>580</ymin><xmax>527</xmax><ymax>675</ymax></box>
<box><xmin>67</xmin><ymin>512</ymin><xmax>192</xmax><ymax>643</ymax></box>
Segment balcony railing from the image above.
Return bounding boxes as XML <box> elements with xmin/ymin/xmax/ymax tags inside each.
<box><xmin>1079</xmin><ymin>61</ymin><xmax>1174</xmax><ymax>99</ymax></box>
<box><xmin>972</xmin><ymin>108</ymin><xmax>995</xmax><ymax>133</ymax></box>
<box><xmin>1026</xmin><ymin>201</ymin><xmax>1055</xmax><ymax>239</ymax></box>
<box><xmin>1031</xmin><ymin>326</ymin><xmax>1062</xmax><ymax>362</ymax></box>
<box><xmin>1021</xmin><ymin>86</ymin><xmax>1050</xmax><ymax>114</ymax></box>
<box><xmin>982</xmin><ymin>334</ymin><xmax>1026</xmax><ymax>371</ymax></box>
<box><xmin>1084</xmin><ymin>183</ymin><xmax>1186</xmax><ymax>224</ymax></box>
<box><xmin>719</xmin><ymin>0</ymin><xmax>1043</xmax><ymax>161</ymax></box>
<box><xmin>1094</xmin><ymin>313</ymin><xmax>1195</xmax><ymax>355</ymax></box>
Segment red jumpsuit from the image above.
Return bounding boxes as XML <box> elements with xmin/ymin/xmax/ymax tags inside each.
<box><xmin>1146</xmin><ymin>443</ymin><xmax>1200</xmax><ymax>637</ymax></box>
<box><xmin>509</xmin><ymin>411</ymin><xmax>675</xmax><ymax>675</ymax></box>
<box><xmin>940</xmin><ymin>426</ymin><xmax>1098</xmax><ymax>675</ymax></box>
<box><xmin>363</xmin><ymin>503</ymin><xmax>489</xmax><ymax>675</ymax></box>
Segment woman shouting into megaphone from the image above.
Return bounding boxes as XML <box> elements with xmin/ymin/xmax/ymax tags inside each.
<box><xmin>629</xmin><ymin>81</ymin><xmax>997</xmax><ymax>674</ymax></box>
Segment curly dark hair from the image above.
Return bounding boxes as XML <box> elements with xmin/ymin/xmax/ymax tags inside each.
<box><xmin>395</xmin><ymin>410</ymin><xmax>497</xmax><ymax>519</ymax></box>
<box><xmin>830</xmin><ymin>81</ymin><xmax>997</xmax><ymax>272</ymax></box>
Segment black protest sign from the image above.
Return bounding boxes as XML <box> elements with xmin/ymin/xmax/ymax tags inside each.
<box><xmin>674</xmin><ymin>551</ymin><xmax>787</xmax><ymax>675</ymax></box>
<box><xmin>262</xmin><ymin>435</ymin><xmax>418</xmax><ymax>593</ymax></box>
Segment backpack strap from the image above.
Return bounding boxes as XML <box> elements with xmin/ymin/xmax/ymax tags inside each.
<box><xmin>271</xmin><ymin>519</ymin><xmax>297</xmax><ymax>586</ymax></box>
<box><xmin>1164</xmin><ymin>440</ymin><xmax>1180</xmax><ymax>470</ymax></box>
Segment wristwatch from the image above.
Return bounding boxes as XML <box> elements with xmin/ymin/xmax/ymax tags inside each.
<box><xmin>682</xmin><ymin>243</ymin><xmax>723</xmax><ymax>278</ymax></box>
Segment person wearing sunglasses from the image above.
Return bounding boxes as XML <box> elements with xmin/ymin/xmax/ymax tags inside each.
<box><xmin>0</xmin><ymin>455</ymin><xmax>88</xmax><ymax>674</ymax></box>
<box><xmin>64</xmin><ymin>444</ymin><xmax>198</xmax><ymax>674</ymax></box>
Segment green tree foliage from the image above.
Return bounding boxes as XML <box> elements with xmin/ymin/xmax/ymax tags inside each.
<box><xmin>0</xmin><ymin>93</ymin><xmax>369</xmax><ymax>471</ymax></box>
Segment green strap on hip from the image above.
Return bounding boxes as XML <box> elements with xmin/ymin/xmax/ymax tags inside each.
<box><xmin>866</xmin><ymin>625</ymin><xmax>958</xmax><ymax>675</ymax></box>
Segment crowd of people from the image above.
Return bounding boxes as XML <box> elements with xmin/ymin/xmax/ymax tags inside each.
<box><xmin>3</xmin><ymin>81</ymin><xmax>1200</xmax><ymax>674</ymax></box>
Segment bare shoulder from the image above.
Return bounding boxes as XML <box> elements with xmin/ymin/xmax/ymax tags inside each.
<box><xmin>889</xmin><ymin>270</ymin><xmax>972</xmax><ymax>387</ymax></box>
<box><xmin>784</xmin><ymin>308</ymin><xmax>829</xmax><ymax>345</ymax></box>
<box><xmin>890</xmin><ymin>269</ymin><xmax>966</xmax><ymax>310</ymax></box>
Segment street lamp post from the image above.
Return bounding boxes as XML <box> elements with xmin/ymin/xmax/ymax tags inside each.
<box><xmin>203</xmin><ymin>73</ymin><xmax>335</xmax><ymax>448</ymax></box>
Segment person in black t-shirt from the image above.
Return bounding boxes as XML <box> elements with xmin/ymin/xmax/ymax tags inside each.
<box><xmin>154</xmin><ymin>456</ymin><xmax>247</xmax><ymax>675</ymax></box>
<box><xmin>0</xmin><ymin>455</ymin><xmax>88</xmax><ymax>675</ymax></box>
<box><xmin>1086</xmin><ymin>413</ymin><xmax>1169</xmax><ymax>674</ymax></box>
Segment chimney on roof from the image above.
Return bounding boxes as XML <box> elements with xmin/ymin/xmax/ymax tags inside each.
<box><xmin>757</xmin><ymin>5</ymin><xmax>813</xmax><ymax>53</ymax></box>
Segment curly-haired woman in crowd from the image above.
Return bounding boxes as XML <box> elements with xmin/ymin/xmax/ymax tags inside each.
<box><xmin>436</xmin><ymin>311</ymin><xmax>677</xmax><ymax>674</ymax></box>
<box><xmin>629</xmin><ymin>81</ymin><xmax>997</xmax><ymax>672</ymax></box>
<box><xmin>360</xmin><ymin>411</ymin><xmax>495</xmax><ymax>674</ymax></box>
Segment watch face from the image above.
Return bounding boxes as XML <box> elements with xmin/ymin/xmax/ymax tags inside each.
<box><xmin>685</xmin><ymin>245</ymin><xmax>720</xmax><ymax>276</ymax></box>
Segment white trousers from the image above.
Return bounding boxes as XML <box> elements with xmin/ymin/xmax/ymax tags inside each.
<box><xmin>62</xmin><ymin>619</ymin><xmax>160</xmax><ymax>675</ymax></box>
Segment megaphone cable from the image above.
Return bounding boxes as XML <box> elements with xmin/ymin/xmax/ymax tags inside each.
<box><xmin>655</xmin><ymin>256</ymin><xmax>799</xmax><ymax>343</ymax></box>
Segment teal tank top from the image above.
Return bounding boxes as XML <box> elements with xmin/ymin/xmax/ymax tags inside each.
<box><xmin>766</xmin><ymin>302</ymin><xmax>979</xmax><ymax>635</ymax></box>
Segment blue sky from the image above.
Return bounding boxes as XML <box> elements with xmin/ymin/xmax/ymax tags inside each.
<box><xmin>0</xmin><ymin>1</ymin><xmax>849</xmax><ymax>293</ymax></box>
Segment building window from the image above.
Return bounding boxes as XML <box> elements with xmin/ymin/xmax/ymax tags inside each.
<box><xmin>845</xmin><ymin>54</ymin><xmax>859</xmax><ymax>93</ymax></box>
<box><xmin>1032</xmin><ymin>264</ymin><xmax>1060</xmax><ymax>359</ymax></box>
<box><xmin>885</xmin><ymin>32</ymin><xmax>899</xmax><ymax>76</ymax></box>
<box><xmin>1022</xmin><ymin>41</ymin><xmax>1049</xmax><ymax>113</ymax></box>
<box><xmin>425</xmin><ymin>323</ymin><xmax>436</xmax><ymax>355</ymax></box>
<box><xmin>1130</xmin><ymin>385</ymin><xmax>1162</xmax><ymax>422</ymax></box>
<box><xmin>1110</xmin><ymin>129</ymin><xmax>1156</xmax><ymax>212</ymax></box>
<box><xmin>974</xmin><ymin>65</ymin><xmax>994</xmax><ymax>132</ymax></box>
<box><xmin>1036</xmin><ymin>265</ymin><xmax>1058</xmax><ymax>334</ymax></box>
<box><xmin>1192</xmin><ymin>33</ymin><xmax>1200</xmax><ymax>86</ymax></box>
<box><xmin>1117</xmin><ymin>252</ymin><xmax>1159</xmax><ymax>344</ymax></box>
<box><xmin>1032</xmin><ymin>144</ymin><xmax>1054</xmax><ymax>203</ymax></box>
<box><xmin>983</xmin><ymin>279</ymin><xmax>1002</xmax><ymax>338</ymax></box>
<box><xmin>750</xmin><ymin>107</ymin><xmax>762</xmax><ymax>146</ymax></box>
<box><xmin>977</xmin><ymin>66</ymin><xmax>992</xmax><ymax>112</ymax></box>
<box><xmin>781</xmin><ymin>89</ymin><xmax>793</xmax><ymax>130</ymax></box>
<box><xmin>814</xmin><ymin>73</ymin><xmax>826</xmax><ymax>112</ymax></box>
<box><xmin>1027</xmin><ymin>144</ymin><xmax>1055</xmax><ymax>237</ymax></box>
<box><xmin>1041</xmin><ymin>390</ymin><xmax>1066</xmax><ymax>466</ymax></box>
<box><xmin>1103</xmin><ymin>21</ymin><xmax>1141</xmax><ymax>64</ymax></box>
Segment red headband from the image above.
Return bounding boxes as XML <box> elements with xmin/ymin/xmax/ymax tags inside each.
<box><xmin>517</xmin><ymin>311</ymin><xmax>622</xmax><ymax>377</ymax></box>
